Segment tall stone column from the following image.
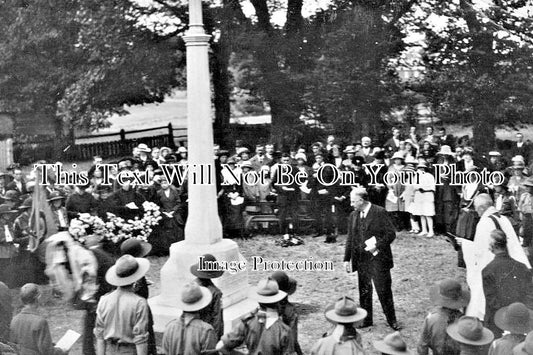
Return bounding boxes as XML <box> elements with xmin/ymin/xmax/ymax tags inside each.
<box><xmin>149</xmin><ymin>0</ymin><xmax>256</xmax><ymax>332</ymax></box>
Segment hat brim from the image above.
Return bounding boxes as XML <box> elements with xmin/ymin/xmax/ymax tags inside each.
<box><xmin>494</xmin><ymin>306</ymin><xmax>533</xmax><ymax>334</ymax></box>
<box><xmin>429</xmin><ymin>285</ymin><xmax>470</xmax><ymax>310</ymax></box>
<box><xmin>176</xmin><ymin>286</ymin><xmax>213</xmax><ymax>312</ymax></box>
<box><xmin>105</xmin><ymin>258</ymin><xmax>150</xmax><ymax>287</ymax></box>
<box><xmin>138</xmin><ymin>148</ymin><xmax>152</xmax><ymax>153</ymax></box>
<box><xmin>373</xmin><ymin>340</ymin><xmax>413</xmax><ymax>355</ymax></box>
<box><xmin>190</xmin><ymin>263</ymin><xmax>224</xmax><ymax>279</ymax></box>
<box><xmin>325</xmin><ymin>307</ymin><xmax>367</xmax><ymax>324</ymax></box>
<box><xmin>47</xmin><ymin>196</ymin><xmax>65</xmax><ymax>202</ymax></box>
<box><xmin>446</xmin><ymin>322</ymin><xmax>494</xmax><ymax>346</ymax></box>
<box><xmin>249</xmin><ymin>286</ymin><xmax>287</xmax><ymax>304</ymax></box>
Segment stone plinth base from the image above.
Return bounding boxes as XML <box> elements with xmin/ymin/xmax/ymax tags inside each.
<box><xmin>149</xmin><ymin>295</ymin><xmax>258</xmax><ymax>333</ymax></box>
<box><xmin>149</xmin><ymin>238</ymin><xmax>256</xmax><ymax>332</ymax></box>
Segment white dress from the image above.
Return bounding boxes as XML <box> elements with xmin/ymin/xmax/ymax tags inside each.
<box><xmin>411</xmin><ymin>171</ymin><xmax>436</xmax><ymax>216</ymax></box>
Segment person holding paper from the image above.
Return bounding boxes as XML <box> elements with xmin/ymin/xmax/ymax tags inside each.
<box><xmin>10</xmin><ymin>283</ymin><xmax>67</xmax><ymax>355</ymax></box>
<box><xmin>108</xmin><ymin>176</ymin><xmax>146</xmax><ymax>220</ymax></box>
<box><xmin>462</xmin><ymin>194</ymin><xmax>531</xmax><ymax>323</ymax></box>
<box><xmin>344</xmin><ymin>188</ymin><xmax>400</xmax><ymax>331</ymax></box>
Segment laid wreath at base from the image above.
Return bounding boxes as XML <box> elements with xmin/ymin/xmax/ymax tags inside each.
<box><xmin>68</xmin><ymin>201</ymin><xmax>162</xmax><ymax>246</ymax></box>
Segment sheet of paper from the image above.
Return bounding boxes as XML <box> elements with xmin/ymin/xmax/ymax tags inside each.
<box><xmin>386</xmin><ymin>190</ymin><xmax>398</xmax><ymax>203</ymax></box>
<box><xmin>125</xmin><ymin>202</ymin><xmax>138</xmax><ymax>209</ymax></box>
<box><xmin>231</xmin><ymin>196</ymin><xmax>244</xmax><ymax>205</ymax></box>
<box><xmin>4</xmin><ymin>226</ymin><xmax>13</xmax><ymax>243</ymax></box>
<box><xmin>55</xmin><ymin>329</ymin><xmax>81</xmax><ymax>351</ymax></box>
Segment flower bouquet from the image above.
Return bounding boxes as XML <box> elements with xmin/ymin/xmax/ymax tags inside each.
<box><xmin>69</xmin><ymin>201</ymin><xmax>163</xmax><ymax>246</ymax></box>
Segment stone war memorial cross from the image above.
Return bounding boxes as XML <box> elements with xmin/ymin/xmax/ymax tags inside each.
<box><xmin>148</xmin><ymin>0</ymin><xmax>256</xmax><ymax>332</ymax></box>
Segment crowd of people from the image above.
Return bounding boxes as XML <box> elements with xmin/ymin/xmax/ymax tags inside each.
<box><xmin>1</xmin><ymin>124</ymin><xmax>533</xmax><ymax>354</ymax></box>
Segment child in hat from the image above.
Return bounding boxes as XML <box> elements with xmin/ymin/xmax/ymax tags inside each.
<box><xmin>216</xmin><ymin>277</ymin><xmax>293</xmax><ymax>354</ymax></box>
<box><xmin>95</xmin><ymin>255</ymin><xmax>151</xmax><ymax>355</ymax></box>
<box><xmin>271</xmin><ymin>271</ymin><xmax>302</xmax><ymax>355</ymax></box>
<box><xmin>374</xmin><ymin>331</ymin><xmax>412</xmax><ymax>355</ymax></box>
<box><xmin>489</xmin><ymin>302</ymin><xmax>533</xmax><ymax>355</ymax></box>
<box><xmin>446</xmin><ymin>316</ymin><xmax>494</xmax><ymax>355</ymax></box>
<box><xmin>310</xmin><ymin>296</ymin><xmax>367</xmax><ymax>354</ymax></box>
<box><xmin>418</xmin><ymin>279</ymin><xmax>470</xmax><ymax>355</ymax></box>
<box><xmin>162</xmin><ymin>282</ymin><xmax>217</xmax><ymax>355</ymax></box>
<box><xmin>190</xmin><ymin>254</ymin><xmax>224</xmax><ymax>340</ymax></box>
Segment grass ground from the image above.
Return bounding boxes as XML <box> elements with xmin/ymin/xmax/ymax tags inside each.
<box><xmin>8</xmin><ymin>231</ymin><xmax>466</xmax><ymax>354</ymax></box>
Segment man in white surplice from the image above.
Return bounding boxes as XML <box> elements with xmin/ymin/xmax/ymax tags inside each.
<box><xmin>461</xmin><ymin>193</ymin><xmax>531</xmax><ymax>320</ymax></box>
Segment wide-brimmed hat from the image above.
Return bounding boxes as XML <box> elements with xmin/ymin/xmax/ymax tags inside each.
<box><xmin>417</xmin><ymin>161</ymin><xmax>429</xmax><ymax>170</ymax></box>
<box><xmin>373</xmin><ymin>332</ymin><xmax>413</xmax><ymax>355</ymax></box>
<box><xmin>324</xmin><ymin>296</ymin><xmax>367</xmax><ymax>324</ymax></box>
<box><xmin>489</xmin><ymin>151</ymin><xmax>502</xmax><ymax>157</ymax></box>
<box><xmin>343</xmin><ymin>146</ymin><xmax>356</xmax><ymax>154</ymax></box>
<box><xmin>160</xmin><ymin>146</ymin><xmax>172</xmax><ymax>154</ymax></box>
<box><xmin>404</xmin><ymin>156</ymin><xmax>418</xmax><ymax>166</ymax></box>
<box><xmin>177</xmin><ymin>146</ymin><xmax>188</xmax><ymax>154</ymax></box>
<box><xmin>47</xmin><ymin>191</ymin><xmax>65</xmax><ymax>202</ymax></box>
<box><xmin>2</xmin><ymin>190</ymin><xmax>19</xmax><ymax>202</ymax></box>
<box><xmin>236</xmin><ymin>147</ymin><xmax>250</xmax><ymax>155</ymax></box>
<box><xmin>294</xmin><ymin>153</ymin><xmax>307</xmax><ymax>162</ymax></box>
<box><xmin>137</xmin><ymin>143</ymin><xmax>151</xmax><ymax>153</ymax></box>
<box><xmin>270</xmin><ymin>271</ymin><xmax>297</xmax><ymax>295</ymax></box>
<box><xmin>190</xmin><ymin>254</ymin><xmax>224</xmax><ymax>279</ymax></box>
<box><xmin>495</xmin><ymin>303</ymin><xmax>533</xmax><ymax>334</ymax></box>
<box><xmin>120</xmin><ymin>239</ymin><xmax>152</xmax><ymax>258</ymax></box>
<box><xmin>105</xmin><ymin>255</ymin><xmax>150</xmax><ymax>287</ymax></box>
<box><xmin>391</xmin><ymin>152</ymin><xmax>405</xmax><ymax>161</ymax></box>
<box><xmin>251</xmin><ymin>277</ymin><xmax>287</xmax><ymax>304</ymax></box>
<box><xmin>240</xmin><ymin>160</ymin><xmax>253</xmax><ymax>170</ymax></box>
<box><xmin>176</xmin><ymin>282</ymin><xmax>212</xmax><ymax>312</ymax></box>
<box><xmin>523</xmin><ymin>177</ymin><xmax>533</xmax><ymax>188</ymax></box>
<box><xmin>513</xmin><ymin>155</ymin><xmax>526</xmax><ymax>164</ymax></box>
<box><xmin>18</xmin><ymin>197</ymin><xmax>32</xmax><ymax>210</ymax></box>
<box><xmin>429</xmin><ymin>279</ymin><xmax>470</xmax><ymax>310</ymax></box>
<box><xmin>437</xmin><ymin>145</ymin><xmax>454</xmax><ymax>156</ymax></box>
<box><xmin>0</xmin><ymin>204</ymin><xmax>17</xmax><ymax>216</ymax></box>
<box><xmin>514</xmin><ymin>331</ymin><xmax>533</xmax><ymax>355</ymax></box>
<box><xmin>447</xmin><ymin>316</ymin><xmax>494</xmax><ymax>346</ymax></box>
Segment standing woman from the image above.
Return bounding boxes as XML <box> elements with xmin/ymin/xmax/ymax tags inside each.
<box><xmin>402</xmin><ymin>157</ymin><xmax>420</xmax><ymax>233</ymax></box>
<box><xmin>412</xmin><ymin>162</ymin><xmax>436</xmax><ymax>237</ymax></box>
<box><xmin>386</xmin><ymin>152</ymin><xmax>407</xmax><ymax>230</ymax></box>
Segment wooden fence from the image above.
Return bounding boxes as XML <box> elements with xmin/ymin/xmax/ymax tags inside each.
<box><xmin>14</xmin><ymin>123</ymin><xmax>187</xmax><ymax>165</ymax></box>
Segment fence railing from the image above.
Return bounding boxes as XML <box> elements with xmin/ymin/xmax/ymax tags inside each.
<box><xmin>14</xmin><ymin>123</ymin><xmax>188</xmax><ymax>165</ymax></box>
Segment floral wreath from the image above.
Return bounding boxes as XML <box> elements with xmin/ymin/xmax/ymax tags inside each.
<box><xmin>69</xmin><ymin>201</ymin><xmax>162</xmax><ymax>244</ymax></box>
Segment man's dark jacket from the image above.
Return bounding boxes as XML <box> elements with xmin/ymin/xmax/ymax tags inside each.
<box><xmin>344</xmin><ymin>204</ymin><xmax>396</xmax><ymax>271</ymax></box>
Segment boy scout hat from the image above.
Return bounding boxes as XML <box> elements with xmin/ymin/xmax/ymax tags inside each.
<box><xmin>429</xmin><ymin>279</ymin><xmax>470</xmax><ymax>310</ymax></box>
<box><xmin>495</xmin><ymin>302</ymin><xmax>533</xmax><ymax>334</ymax></box>
<box><xmin>190</xmin><ymin>254</ymin><xmax>224</xmax><ymax>279</ymax></box>
<box><xmin>447</xmin><ymin>316</ymin><xmax>494</xmax><ymax>346</ymax></box>
<box><xmin>105</xmin><ymin>255</ymin><xmax>150</xmax><ymax>287</ymax></box>
<box><xmin>176</xmin><ymin>282</ymin><xmax>212</xmax><ymax>312</ymax></box>
<box><xmin>120</xmin><ymin>239</ymin><xmax>152</xmax><ymax>258</ymax></box>
<box><xmin>251</xmin><ymin>277</ymin><xmax>286</xmax><ymax>304</ymax></box>
<box><xmin>0</xmin><ymin>204</ymin><xmax>17</xmax><ymax>215</ymax></box>
<box><xmin>18</xmin><ymin>197</ymin><xmax>33</xmax><ymax>210</ymax></box>
<box><xmin>373</xmin><ymin>332</ymin><xmax>413</xmax><ymax>355</ymax></box>
<box><xmin>47</xmin><ymin>191</ymin><xmax>65</xmax><ymax>202</ymax></box>
<box><xmin>324</xmin><ymin>296</ymin><xmax>367</xmax><ymax>324</ymax></box>
<box><xmin>270</xmin><ymin>271</ymin><xmax>297</xmax><ymax>295</ymax></box>
<box><xmin>2</xmin><ymin>190</ymin><xmax>19</xmax><ymax>202</ymax></box>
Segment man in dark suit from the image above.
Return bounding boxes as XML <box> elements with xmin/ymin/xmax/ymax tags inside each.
<box><xmin>512</xmin><ymin>132</ymin><xmax>530</xmax><ymax>163</ymax></box>
<box><xmin>383</xmin><ymin>128</ymin><xmax>402</xmax><ymax>153</ymax></box>
<box><xmin>482</xmin><ymin>229</ymin><xmax>533</xmax><ymax>338</ymax></box>
<box><xmin>6</xmin><ymin>168</ymin><xmax>26</xmax><ymax>196</ymax></box>
<box><xmin>438</xmin><ymin>127</ymin><xmax>455</xmax><ymax>149</ymax></box>
<box><xmin>355</xmin><ymin>137</ymin><xmax>374</xmax><ymax>163</ymax></box>
<box><xmin>344</xmin><ymin>188</ymin><xmax>400</xmax><ymax>330</ymax></box>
